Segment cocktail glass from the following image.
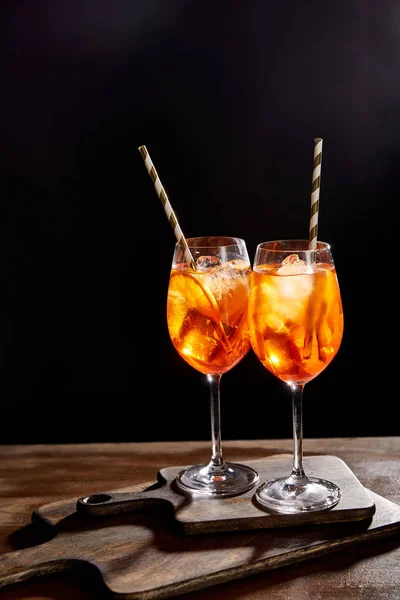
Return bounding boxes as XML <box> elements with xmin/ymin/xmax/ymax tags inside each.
<box><xmin>167</xmin><ymin>236</ymin><xmax>259</xmax><ymax>497</ymax></box>
<box><xmin>248</xmin><ymin>239</ymin><xmax>344</xmax><ymax>513</ymax></box>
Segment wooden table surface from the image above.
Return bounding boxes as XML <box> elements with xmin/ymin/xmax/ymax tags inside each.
<box><xmin>0</xmin><ymin>437</ymin><xmax>399</xmax><ymax>599</ymax></box>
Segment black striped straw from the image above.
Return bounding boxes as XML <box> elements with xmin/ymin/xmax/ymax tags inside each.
<box><xmin>309</xmin><ymin>138</ymin><xmax>323</xmax><ymax>250</ymax></box>
<box><xmin>138</xmin><ymin>145</ymin><xmax>197</xmax><ymax>269</ymax></box>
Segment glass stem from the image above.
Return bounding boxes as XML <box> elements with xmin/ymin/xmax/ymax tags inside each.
<box><xmin>290</xmin><ymin>383</ymin><xmax>308</xmax><ymax>482</ymax></box>
<box><xmin>207</xmin><ymin>373</ymin><xmax>227</xmax><ymax>473</ymax></box>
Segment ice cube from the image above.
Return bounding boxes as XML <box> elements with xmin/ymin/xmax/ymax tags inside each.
<box><xmin>273</xmin><ymin>253</ymin><xmax>314</xmax><ymax>315</ymax></box>
<box><xmin>276</xmin><ymin>254</ymin><xmax>313</xmax><ymax>275</ymax></box>
<box><xmin>196</xmin><ymin>255</ymin><xmax>221</xmax><ymax>270</ymax></box>
<box><xmin>203</xmin><ymin>260</ymin><xmax>249</xmax><ymax>324</ymax></box>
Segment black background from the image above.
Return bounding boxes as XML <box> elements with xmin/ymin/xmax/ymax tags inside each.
<box><xmin>1</xmin><ymin>1</ymin><xmax>396</xmax><ymax>443</ymax></box>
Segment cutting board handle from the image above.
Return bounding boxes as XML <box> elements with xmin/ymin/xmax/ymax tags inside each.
<box><xmin>0</xmin><ymin>542</ymin><xmax>69</xmax><ymax>589</ymax></box>
<box><xmin>76</xmin><ymin>487</ymin><xmax>176</xmax><ymax>517</ymax></box>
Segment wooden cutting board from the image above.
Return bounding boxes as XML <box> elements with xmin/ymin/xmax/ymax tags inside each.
<box><xmin>75</xmin><ymin>455</ymin><xmax>375</xmax><ymax>533</ymax></box>
<box><xmin>0</xmin><ymin>456</ymin><xmax>399</xmax><ymax>600</ymax></box>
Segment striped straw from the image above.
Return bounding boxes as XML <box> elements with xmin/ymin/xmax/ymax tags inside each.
<box><xmin>308</xmin><ymin>137</ymin><xmax>323</xmax><ymax>250</ymax></box>
<box><xmin>138</xmin><ymin>145</ymin><xmax>197</xmax><ymax>269</ymax></box>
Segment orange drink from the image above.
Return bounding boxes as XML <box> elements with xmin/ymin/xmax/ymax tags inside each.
<box><xmin>248</xmin><ymin>239</ymin><xmax>344</xmax><ymax>513</ymax></box>
<box><xmin>167</xmin><ymin>258</ymin><xmax>251</xmax><ymax>375</ymax></box>
<box><xmin>166</xmin><ymin>236</ymin><xmax>259</xmax><ymax>497</ymax></box>
<box><xmin>137</xmin><ymin>131</ymin><xmax>259</xmax><ymax>497</ymax></box>
<box><xmin>249</xmin><ymin>252</ymin><xmax>344</xmax><ymax>385</ymax></box>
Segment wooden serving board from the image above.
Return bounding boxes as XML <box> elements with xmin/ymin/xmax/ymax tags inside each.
<box><xmin>0</xmin><ymin>485</ymin><xmax>399</xmax><ymax>599</ymax></box>
<box><xmin>76</xmin><ymin>455</ymin><xmax>375</xmax><ymax>534</ymax></box>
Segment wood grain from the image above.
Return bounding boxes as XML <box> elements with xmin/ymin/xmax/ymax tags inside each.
<box><xmin>0</xmin><ymin>438</ymin><xmax>399</xmax><ymax>600</ymax></box>
<box><xmin>0</xmin><ymin>487</ymin><xmax>398</xmax><ymax>599</ymax></box>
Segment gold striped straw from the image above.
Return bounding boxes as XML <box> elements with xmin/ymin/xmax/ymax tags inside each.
<box><xmin>138</xmin><ymin>145</ymin><xmax>197</xmax><ymax>270</ymax></box>
<box><xmin>309</xmin><ymin>137</ymin><xmax>323</xmax><ymax>250</ymax></box>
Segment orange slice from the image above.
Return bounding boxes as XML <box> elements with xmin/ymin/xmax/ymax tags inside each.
<box><xmin>168</xmin><ymin>270</ymin><xmax>232</xmax><ymax>351</ymax></box>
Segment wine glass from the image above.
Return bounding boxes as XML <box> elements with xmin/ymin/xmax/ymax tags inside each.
<box><xmin>167</xmin><ymin>236</ymin><xmax>259</xmax><ymax>497</ymax></box>
<box><xmin>248</xmin><ymin>239</ymin><xmax>344</xmax><ymax>513</ymax></box>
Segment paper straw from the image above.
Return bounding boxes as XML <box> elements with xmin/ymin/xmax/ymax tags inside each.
<box><xmin>138</xmin><ymin>144</ymin><xmax>232</xmax><ymax>352</ymax></box>
<box><xmin>308</xmin><ymin>137</ymin><xmax>323</xmax><ymax>250</ymax></box>
<box><xmin>138</xmin><ymin>145</ymin><xmax>197</xmax><ymax>269</ymax></box>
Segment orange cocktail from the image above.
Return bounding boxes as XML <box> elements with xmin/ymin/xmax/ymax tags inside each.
<box><xmin>248</xmin><ymin>252</ymin><xmax>344</xmax><ymax>385</ymax></box>
<box><xmin>167</xmin><ymin>257</ymin><xmax>251</xmax><ymax>375</ymax></box>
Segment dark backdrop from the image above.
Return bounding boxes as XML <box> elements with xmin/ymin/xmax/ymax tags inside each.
<box><xmin>1</xmin><ymin>1</ymin><xmax>396</xmax><ymax>443</ymax></box>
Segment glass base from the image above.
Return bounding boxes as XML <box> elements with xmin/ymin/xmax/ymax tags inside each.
<box><xmin>255</xmin><ymin>476</ymin><xmax>341</xmax><ymax>514</ymax></box>
<box><xmin>176</xmin><ymin>462</ymin><xmax>259</xmax><ymax>498</ymax></box>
